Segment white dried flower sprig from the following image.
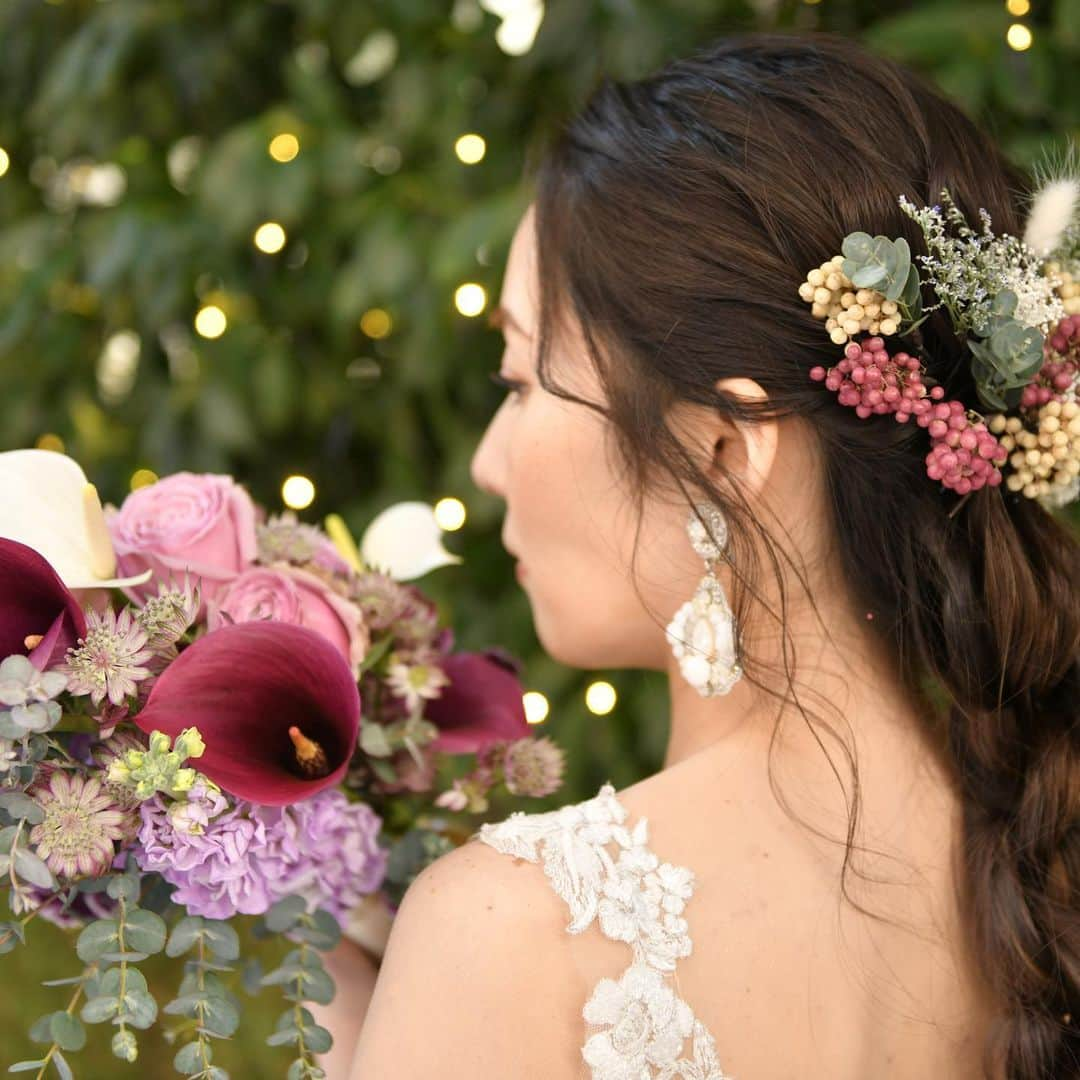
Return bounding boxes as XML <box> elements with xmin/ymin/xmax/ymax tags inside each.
<box><xmin>898</xmin><ymin>190</ymin><xmax>1064</xmax><ymax>336</ymax></box>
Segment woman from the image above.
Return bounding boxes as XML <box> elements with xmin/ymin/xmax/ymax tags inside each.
<box><xmin>323</xmin><ymin>32</ymin><xmax>1079</xmax><ymax>1079</ymax></box>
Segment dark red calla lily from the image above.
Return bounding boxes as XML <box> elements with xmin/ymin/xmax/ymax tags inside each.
<box><xmin>134</xmin><ymin>620</ymin><xmax>361</xmax><ymax>805</ymax></box>
<box><xmin>0</xmin><ymin>538</ymin><xmax>87</xmax><ymax>670</ymax></box>
<box><xmin>426</xmin><ymin>650</ymin><xmax>529</xmax><ymax>754</ymax></box>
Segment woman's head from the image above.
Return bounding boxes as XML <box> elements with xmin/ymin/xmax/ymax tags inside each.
<box><xmin>472</xmin><ymin>32</ymin><xmax>1079</xmax><ymax>1079</ymax></box>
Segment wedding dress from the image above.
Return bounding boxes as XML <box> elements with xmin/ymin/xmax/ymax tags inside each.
<box><xmin>471</xmin><ymin>781</ymin><xmax>734</xmax><ymax>1080</ymax></box>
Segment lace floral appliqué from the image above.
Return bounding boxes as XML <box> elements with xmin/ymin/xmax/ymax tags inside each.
<box><xmin>473</xmin><ymin>782</ymin><xmax>732</xmax><ymax>1080</ymax></box>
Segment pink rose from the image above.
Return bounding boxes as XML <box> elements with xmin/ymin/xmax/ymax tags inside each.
<box><xmin>106</xmin><ymin>473</ymin><xmax>258</xmax><ymax>613</ymax></box>
<box><xmin>206</xmin><ymin>565</ymin><xmax>370</xmax><ymax>678</ymax></box>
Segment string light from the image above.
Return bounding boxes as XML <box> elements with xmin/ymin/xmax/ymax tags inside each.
<box><xmin>585</xmin><ymin>681</ymin><xmax>617</xmax><ymax>716</ymax></box>
<box><xmin>523</xmin><ymin>690</ymin><xmax>550</xmax><ymax>724</ymax></box>
<box><xmin>254</xmin><ymin>221</ymin><xmax>287</xmax><ymax>254</ymax></box>
<box><xmin>35</xmin><ymin>433</ymin><xmax>65</xmax><ymax>453</ymax></box>
<box><xmin>360</xmin><ymin>308</ymin><xmax>393</xmax><ymax>339</ymax></box>
<box><xmin>194</xmin><ymin>304</ymin><xmax>227</xmax><ymax>339</ymax></box>
<box><xmin>454</xmin><ymin>282</ymin><xmax>487</xmax><ymax>317</ymax></box>
<box><xmin>1005</xmin><ymin>0</ymin><xmax>1030</xmax><ymax>14</ymax></box>
<box><xmin>455</xmin><ymin>134</ymin><xmax>486</xmax><ymax>164</ymax></box>
<box><xmin>0</xmin><ymin>147</ymin><xmax>9</xmax><ymax>178</ymax></box>
<box><xmin>1006</xmin><ymin>22</ymin><xmax>1033</xmax><ymax>50</ymax></box>
<box><xmin>433</xmin><ymin>497</ymin><xmax>467</xmax><ymax>531</ymax></box>
<box><xmin>282</xmin><ymin>475</ymin><xmax>316</xmax><ymax>510</ymax></box>
<box><xmin>130</xmin><ymin>468</ymin><xmax>158</xmax><ymax>490</ymax></box>
<box><xmin>269</xmin><ymin>133</ymin><xmax>300</xmax><ymax>162</ymax></box>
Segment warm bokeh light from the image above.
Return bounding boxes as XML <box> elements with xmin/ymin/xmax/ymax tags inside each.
<box><xmin>269</xmin><ymin>133</ymin><xmax>300</xmax><ymax>162</ymax></box>
<box><xmin>194</xmin><ymin>304</ymin><xmax>227</xmax><ymax>339</ymax></box>
<box><xmin>585</xmin><ymin>681</ymin><xmax>617</xmax><ymax>716</ymax></box>
<box><xmin>254</xmin><ymin>221</ymin><xmax>287</xmax><ymax>253</ymax></box>
<box><xmin>493</xmin><ymin>1</ymin><xmax>545</xmax><ymax>55</ymax></box>
<box><xmin>130</xmin><ymin>468</ymin><xmax>159</xmax><ymax>490</ymax></box>
<box><xmin>455</xmin><ymin>134</ymin><xmax>487</xmax><ymax>164</ymax></box>
<box><xmin>454</xmin><ymin>282</ymin><xmax>487</xmax><ymax>317</ymax></box>
<box><xmin>360</xmin><ymin>307</ymin><xmax>393</xmax><ymax>339</ymax></box>
<box><xmin>0</xmin><ymin>147</ymin><xmax>9</xmax><ymax>178</ymax></box>
<box><xmin>35</xmin><ymin>433</ymin><xmax>65</xmax><ymax>453</ymax></box>
<box><xmin>1006</xmin><ymin>22</ymin><xmax>1033</xmax><ymax>50</ymax></box>
<box><xmin>282</xmin><ymin>474</ymin><xmax>316</xmax><ymax>510</ymax></box>
<box><xmin>1005</xmin><ymin>0</ymin><xmax>1030</xmax><ymax>14</ymax></box>
<box><xmin>523</xmin><ymin>690</ymin><xmax>550</xmax><ymax>725</ymax></box>
<box><xmin>433</xmin><ymin>497</ymin><xmax>467</xmax><ymax>531</ymax></box>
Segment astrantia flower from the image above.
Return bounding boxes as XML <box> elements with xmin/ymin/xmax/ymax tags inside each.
<box><xmin>256</xmin><ymin>511</ymin><xmax>354</xmax><ymax>578</ymax></box>
<box><xmin>503</xmin><ymin>736</ymin><xmax>566</xmax><ymax>798</ymax></box>
<box><xmin>386</xmin><ymin>658</ymin><xmax>451</xmax><ymax>711</ymax></box>
<box><xmin>60</xmin><ymin>605</ymin><xmax>154</xmax><ymax>707</ymax></box>
<box><xmin>134</xmin><ymin>576</ymin><xmax>200</xmax><ymax>652</ymax></box>
<box><xmin>29</xmin><ymin>771</ymin><xmax>131</xmax><ymax>879</ymax></box>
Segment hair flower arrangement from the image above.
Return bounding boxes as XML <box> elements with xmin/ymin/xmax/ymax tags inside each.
<box><xmin>801</xmin><ymin>156</ymin><xmax>1080</xmax><ymax>511</ymax></box>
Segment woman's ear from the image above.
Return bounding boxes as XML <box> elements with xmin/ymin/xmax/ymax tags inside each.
<box><xmin>669</xmin><ymin>377</ymin><xmax>778</xmax><ymax>500</ymax></box>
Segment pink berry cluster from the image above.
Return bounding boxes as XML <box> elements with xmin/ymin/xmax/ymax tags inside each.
<box><xmin>810</xmin><ymin>336</ymin><xmax>1009</xmax><ymax>494</ymax></box>
<box><xmin>1020</xmin><ymin>314</ymin><xmax>1080</xmax><ymax>410</ymax></box>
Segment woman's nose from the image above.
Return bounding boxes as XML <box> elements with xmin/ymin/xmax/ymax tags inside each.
<box><xmin>470</xmin><ymin>412</ymin><xmax>506</xmax><ymax>499</ymax></box>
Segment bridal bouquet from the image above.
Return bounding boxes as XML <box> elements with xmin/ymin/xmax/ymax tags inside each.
<box><xmin>0</xmin><ymin>449</ymin><xmax>565</xmax><ymax>1079</ymax></box>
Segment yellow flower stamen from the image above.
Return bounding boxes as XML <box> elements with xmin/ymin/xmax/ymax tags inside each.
<box><xmin>289</xmin><ymin>725</ymin><xmax>330</xmax><ymax>779</ymax></box>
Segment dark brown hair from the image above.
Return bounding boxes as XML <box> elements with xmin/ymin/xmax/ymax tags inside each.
<box><xmin>526</xmin><ymin>32</ymin><xmax>1079</xmax><ymax>1079</ymax></box>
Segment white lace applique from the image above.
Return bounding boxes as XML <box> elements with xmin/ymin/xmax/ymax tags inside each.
<box><xmin>472</xmin><ymin>782</ymin><xmax>733</xmax><ymax>1080</ymax></box>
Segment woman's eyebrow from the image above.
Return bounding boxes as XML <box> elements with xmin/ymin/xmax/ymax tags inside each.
<box><xmin>488</xmin><ymin>304</ymin><xmax>532</xmax><ymax>339</ymax></box>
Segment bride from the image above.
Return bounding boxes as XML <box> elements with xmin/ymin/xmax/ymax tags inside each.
<box><xmin>317</xmin><ymin>32</ymin><xmax>1078</xmax><ymax>1080</ymax></box>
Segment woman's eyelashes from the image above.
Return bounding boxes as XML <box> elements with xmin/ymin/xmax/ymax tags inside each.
<box><xmin>489</xmin><ymin>370</ymin><xmax>526</xmax><ymax>400</ymax></box>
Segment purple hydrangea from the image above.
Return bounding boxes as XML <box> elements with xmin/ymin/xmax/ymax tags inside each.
<box><xmin>133</xmin><ymin>785</ymin><xmax>388</xmax><ymax>921</ymax></box>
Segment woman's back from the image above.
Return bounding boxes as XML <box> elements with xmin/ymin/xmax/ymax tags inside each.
<box><xmin>477</xmin><ymin>707</ymin><xmax>998</xmax><ymax>1078</ymax></box>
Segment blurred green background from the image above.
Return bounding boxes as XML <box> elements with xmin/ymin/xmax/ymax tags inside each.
<box><xmin>1</xmin><ymin>0</ymin><xmax>1077</xmax><ymax>1074</ymax></box>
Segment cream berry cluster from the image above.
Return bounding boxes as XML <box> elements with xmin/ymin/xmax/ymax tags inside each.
<box><xmin>810</xmin><ymin>337</ymin><xmax>1009</xmax><ymax>495</ymax></box>
<box><xmin>1045</xmin><ymin>260</ymin><xmax>1080</xmax><ymax>316</ymax></box>
<box><xmin>799</xmin><ymin>256</ymin><xmax>901</xmax><ymax>345</ymax></box>
<box><xmin>987</xmin><ymin>315</ymin><xmax>1080</xmax><ymax>500</ymax></box>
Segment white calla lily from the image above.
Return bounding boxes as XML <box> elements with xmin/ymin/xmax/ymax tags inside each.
<box><xmin>0</xmin><ymin>449</ymin><xmax>153</xmax><ymax>590</ymax></box>
<box><xmin>359</xmin><ymin>500</ymin><xmax>462</xmax><ymax>581</ymax></box>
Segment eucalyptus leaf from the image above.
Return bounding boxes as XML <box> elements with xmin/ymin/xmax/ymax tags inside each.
<box><xmin>298</xmin><ymin>968</ymin><xmax>335</xmax><ymax>1006</ymax></box>
<box><xmin>266</xmin><ymin>1029</ymin><xmax>299</xmax><ymax>1048</ymax></box>
<box><xmin>359</xmin><ymin>721</ymin><xmax>393</xmax><ymax>757</ymax></box>
<box><xmin>7</xmin><ymin>1063</ymin><xmax>47</xmax><ymax>1074</ymax></box>
<box><xmin>166</xmin><ymin>915</ymin><xmax>205</xmax><ymax>958</ymax></box>
<box><xmin>203</xmin><ymin>920</ymin><xmax>240</xmax><ymax>962</ymax></box>
<box><xmin>121</xmin><ymin>987</ymin><xmax>159</xmax><ymax>1029</ymax></box>
<box><xmin>201</xmin><ymin>994</ymin><xmax>240</xmax><ymax>1038</ymax></box>
<box><xmin>111</xmin><ymin>1028</ymin><xmax>138</xmax><ymax>1063</ymax></box>
<box><xmin>49</xmin><ymin>1012</ymin><xmax>86</xmax><ymax>1052</ymax></box>
<box><xmin>0</xmin><ymin>791</ymin><xmax>44</xmax><ymax>824</ymax></box>
<box><xmin>173</xmin><ymin>1040</ymin><xmax>211</xmax><ymax>1073</ymax></box>
<box><xmin>300</xmin><ymin>1022</ymin><xmax>333</xmax><ymax>1054</ymax></box>
<box><xmin>76</xmin><ymin>919</ymin><xmax>119</xmax><ymax>963</ymax></box>
<box><xmin>13</xmin><ymin>848</ymin><xmax>55</xmax><ymax>890</ymax></box>
<box><xmin>105</xmin><ymin>874</ymin><xmax>140</xmax><ymax>903</ymax></box>
<box><xmin>124</xmin><ymin>909</ymin><xmax>167</xmax><ymax>955</ymax></box>
<box><xmin>80</xmin><ymin>996</ymin><xmax>119</xmax><ymax>1024</ymax></box>
<box><xmin>264</xmin><ymin>895</ymin><xmax>308</xmax><ymax>933</ymax></box>
<box><xmin>49</xmin><ymin>1053</ymin><xmax>73</xmax><ymax>1080</ymax></box>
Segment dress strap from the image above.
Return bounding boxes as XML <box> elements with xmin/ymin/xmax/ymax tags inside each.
<box><xmin>472</xmin><ymin>782</ymin><xmax>733</xmax><ymax>1079</ymax></box>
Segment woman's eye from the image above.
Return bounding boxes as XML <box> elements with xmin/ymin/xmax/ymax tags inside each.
<box><xmin>489</xmin><ymin>371</ymin><xmax>525</xmax><ymax>400</ymax></box>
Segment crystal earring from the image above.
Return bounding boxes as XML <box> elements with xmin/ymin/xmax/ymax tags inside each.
<box><xmin>665</xmin><ymin>503</ymin><xmax>743</xmax><ymax>697</ymax></box>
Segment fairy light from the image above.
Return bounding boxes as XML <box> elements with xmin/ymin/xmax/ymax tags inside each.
<box><xmin>282</xmin><ymin>475</ymin><xmax>316</xmax><ymax>510</ymax></box>
<box><xmin>585</xmin><ymin>681</ymin><xmax>617</xmax><ymax>716</ymax></box>
<box><xmin>0</xmin><ymin>147</ymin><xmax>9</xmax><ymax>178</ymax></box>
<box><xmin>454</xmin><ymin>282</ymin><xmax>487</xmax><ymax>317</ymax></box>
<box><xmin>523</xmin><ymin>691</ymin><xmax>550</xmax><ymax>724</ymax></box>
<box><xmin>1006</xmin><ymin>22</ymin><xmax>1033</xmax><ymax>50</ymax></box>
<box><xmin>194</xmin><ymin>304</ymin><xmax>227</xmax><ymax>339</ymax></box>
<box><xmin>1005</xmin><ymin>0</ymin><xmax>1030</xmax><ymax>14</ymax></box>
<box><xmin>455</xmin><ymin>134</ymin><xmax>486</xmax><ymax>164</ymax></box>
<box><xmin>269</xmin><ymin>133</ymin><xmax>300</xmax><ymax>162</ymax></box>
<box><xmin>433</xmin><ymin>497</ymin><xmax>467</xmax><ymax>531</ymax></box>
<box><xmin>360</xmin><ymin>308</ymin><xmax>393</xmax><ymax>339</ymax></box>
<box><xmin>35</xmin><ymin>433</ymin><xmax>65</xmax><ymax>453</ymax></box>
<box><xmin>130</xmin><ymin>468</ymin><xmax>158</xmax><ymax>490</ymax></box>
<box><xmin>254</xmin><ymin>221</ymin><xmax>287</xmax><ymax>254</ymax></box>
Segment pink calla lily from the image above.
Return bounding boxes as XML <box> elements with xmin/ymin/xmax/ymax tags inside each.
<box><xmin>133</xmin><ymin>621</ymin><xmax>361</xmax><ymax>805</ymax></box>
<box><xmin>0</xmin><ymin>538</ymin><xmax>88</xmax><ymax>670</ymax></box>
<box><xmin>426</xmin><ymin>651</ymin><xmax>529</xmax><ymax>754</ymax></box>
